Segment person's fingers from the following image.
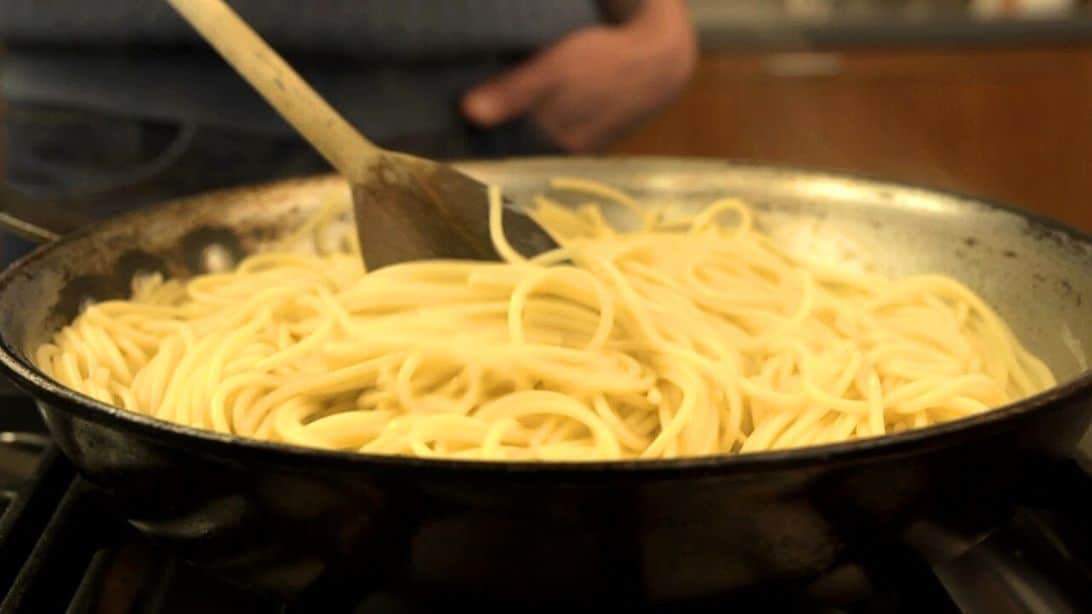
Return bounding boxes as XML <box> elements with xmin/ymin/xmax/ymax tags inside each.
<box><xmin>532</xmin><ymin>94</ymin><xmax>607</xmax><ymax>153</ymax></box>
<box><xmin>534</xmin><ymin>110</ymin><xmax>616</xmax><ymax>153</ymax></box>
<box><xmin>462</xmin><ymin>52</ymin><xmax>560</xmax><ymax>127</ymax></box>
<box><xmin>534</xmin><ymin>80</ymin><xmax>641</xmax><ymax>153</ymax></box>
<box><xmin>534</xmin><ymin>90</ymin><xmax>600</xmax><ymax>133</ymax></box>
<box><xmin>536</xmin><ymin>107</ymin><xmax>642</xmax><ymax>154</ymax></box>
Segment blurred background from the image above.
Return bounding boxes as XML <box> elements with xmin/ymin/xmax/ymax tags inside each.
<box><xmin>1</xmin><ymin>0</ymin><xmax>1091</xmax><ymax>245</ymax></box>
<box><xmin>615</xmin><ymin>0</ymin><xmax>1092</xmax><ymax>230</ymax></box>
<box><xmin>0</xmin><ymin>4</ymin><xmax>1090</xmax><ymax>611</ymax></box>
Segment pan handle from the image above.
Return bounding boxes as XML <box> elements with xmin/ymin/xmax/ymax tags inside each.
<box><xmin>929</xmin><ymin>508</ymin><xmax>1092</xmax><ymax>614</ymax></box>
<box><xmin>906</xmin><ymin>457</ymin><xmax>1092</xmax><ymax>614</ymax></box>
<box><xmin>0</xmin><ymin>212</ymin><xmax>62</xmax><ymax>244</ymax></box>
<box><xmin>0</xmin><ymin>184</ymin><xmax>93</xmax><ymax>244</ymax></box>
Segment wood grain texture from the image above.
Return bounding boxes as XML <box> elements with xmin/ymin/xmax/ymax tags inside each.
<box><xmin>613</xmin><ymin>45</ymin><xmax>1092</xmax><ymax>230</ymax></box>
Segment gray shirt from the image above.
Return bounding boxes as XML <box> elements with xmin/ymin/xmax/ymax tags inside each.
<box><xmin>0</xmin><ymin>1</ymin><xmax>603</xmax><ymax>140</ymax></box>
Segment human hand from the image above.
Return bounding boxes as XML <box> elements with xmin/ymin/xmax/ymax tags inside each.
<box><xmin>461</xmin><ymin>0</ymin><xmax>697</xmax><ymax>153</ymax></box>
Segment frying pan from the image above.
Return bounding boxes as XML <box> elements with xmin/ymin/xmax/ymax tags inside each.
<box><xmin>0</xmin><ymin>157</ymin><xmax>1089</xmax><ymax>608</ymax></box>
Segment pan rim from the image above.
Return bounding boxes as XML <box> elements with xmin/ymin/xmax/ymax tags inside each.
<box><xmin>1</xmin><ymin>155</ymin><xmax>1090</xmax><ymax>475</ymax></box>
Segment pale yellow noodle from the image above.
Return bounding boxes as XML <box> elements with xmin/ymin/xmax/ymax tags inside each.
<box><xmin>33</xmin><ymin>179</ymin><xmax>1056</xmax><ymax>460</ymax></box>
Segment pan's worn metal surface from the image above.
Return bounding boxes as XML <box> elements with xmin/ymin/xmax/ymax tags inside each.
<box><xmin>0</xmin><ymin>158</ymin><xmax>1089</xmax><ymax>606</ymax></box>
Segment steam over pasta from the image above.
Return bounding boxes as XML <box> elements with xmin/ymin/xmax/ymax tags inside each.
<box><xmin>34</xmin><ymin>178</ymin><xmax>1055</xmax><ymax>460</ymax></box>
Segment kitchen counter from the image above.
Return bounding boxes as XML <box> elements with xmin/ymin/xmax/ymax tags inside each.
<box><xmin>692</xmin><ymin>12</ymin><xmax>1092</xmax><ymax>51</ymax></box>
<box><xmin>613</xmin><ymin>33</ymin><xmax>1092</xmax><ymax>231</ymax></box>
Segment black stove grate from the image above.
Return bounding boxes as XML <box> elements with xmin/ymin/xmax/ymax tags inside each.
<box><xmin>0</xmin><ymin>448</ymin><xmax>281</xmax><ymax>614</ymax></box>
<box><xmin>0</xmin><ymin>394</ymin><xmax>1087</xmax><ymax>613</ymax></box>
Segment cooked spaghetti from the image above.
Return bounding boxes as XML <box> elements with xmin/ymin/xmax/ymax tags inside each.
<box><xmin>33</xmin><ymin>179</ymin><xmax>1055</xmax><ymax>460</ymax></box>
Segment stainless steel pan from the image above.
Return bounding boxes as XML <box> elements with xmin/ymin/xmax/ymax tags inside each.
<box><xmin>0</xmin><ymin>157</ymin><xmax>1089</xmax><ymax>608</ymax></box>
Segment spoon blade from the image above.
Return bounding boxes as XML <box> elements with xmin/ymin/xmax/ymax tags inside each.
<box><xmin>352</xmin><ymin>155</ymin><xmax>559</xmax><ymax>270</ymax></box>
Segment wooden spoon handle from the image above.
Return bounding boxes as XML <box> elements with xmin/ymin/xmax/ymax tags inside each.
<box><xmin>166</xmin><ymin>0</ymin><xmax>380</xmax><ymax>179</ymax></box>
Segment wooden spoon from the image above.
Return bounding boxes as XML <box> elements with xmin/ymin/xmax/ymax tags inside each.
<box><xmin>166</xmin><ymin>0</ymin><xmax>558</xmax><ymax>270</ymax></box>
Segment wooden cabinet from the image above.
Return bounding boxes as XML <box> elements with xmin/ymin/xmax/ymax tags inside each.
<box><xmin>613</xmin><ymin>45</ymin><xmax>1092</xmax><ymax>230</ymax></box>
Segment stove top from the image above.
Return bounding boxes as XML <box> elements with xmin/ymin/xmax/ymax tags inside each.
<box><xmin>0</xmin><ymin>395</ymin><xmax>1088</xmax><ymax>614</ymax></box>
